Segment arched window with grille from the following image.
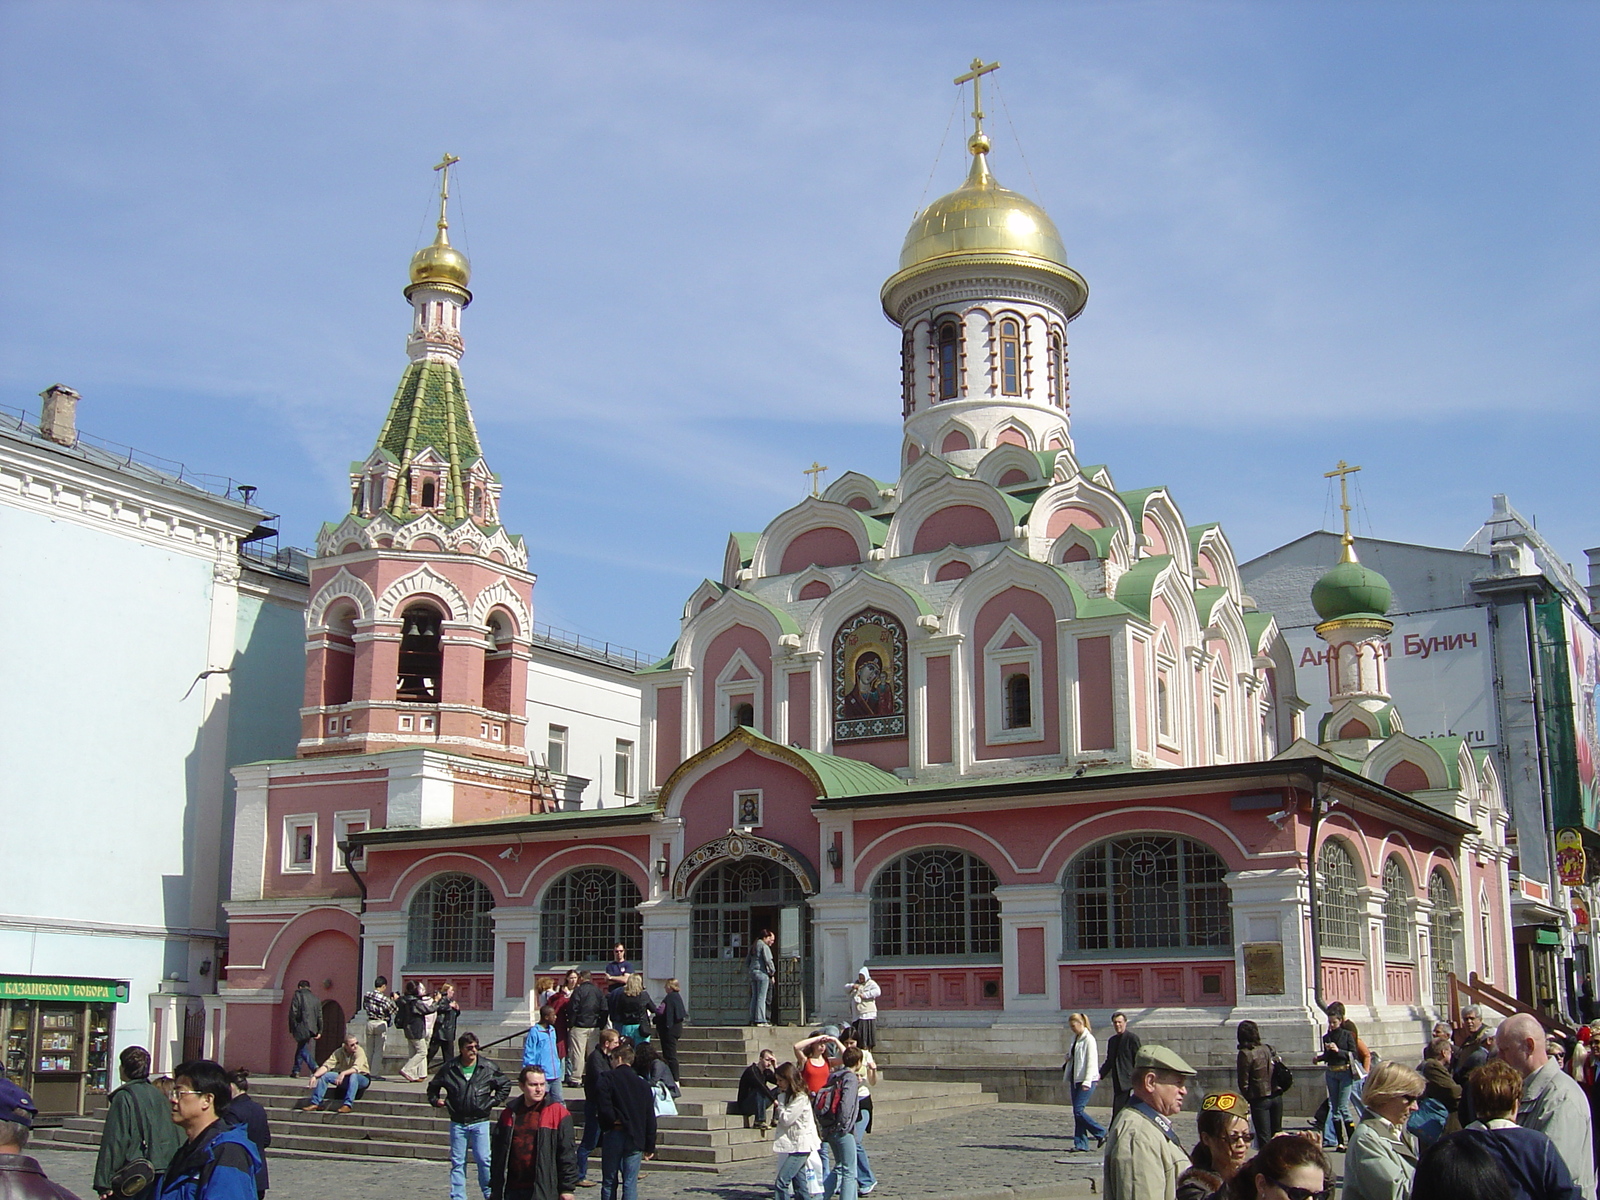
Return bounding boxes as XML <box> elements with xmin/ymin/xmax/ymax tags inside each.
<box><xmin>407</xmin><ymin>873</ymin><xmax>495</xmax><ymax>968</ymax></box>
<box><xmin>1064</xmin><ymin>836</ymin><xmax>1232</xmax><ymax>955</ymax></box>
<box><xmin>1429</xmin><ymin>868</ymin><xmax>1463</xmax><ymax>1008</ymax></box>
<box><xmin>1004</xmin><ymin>673</ymin><xmax>1032</xmax><ymax>730</ymax></box>
<box><xmin>998</xmin><ymin>318</ymin><xmax>1022</xmax><ymax>395</ymax></box>
<box><xmin>1316</xmin><ymin>840</ymin><xmax>1362</xmax><ymax>953</ymax></box>
<box><xmin>540</xmin><ymin>867</ymin><xmax>643</xmax><ymax>965</ymax></box>
<box><xmin>871</xmin><ymin>849</ymin><xmax>999</xmax><ymax>959</ymax></box>
<box><xmin>937</xmin><ymin>322</ymin><xmax>960</xmax><ymax>401</ymax></box>
<box><xmin>1383</xmin><ymin>855</ymin><xmax>1414</xmax><ymax>960</ymax></box>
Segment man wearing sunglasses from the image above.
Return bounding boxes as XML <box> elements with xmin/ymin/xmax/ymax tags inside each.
<box><xmin>1103</xmin><ymin>1045</ymin><xmax>1197</xmax><ymax>1200</ymax></box>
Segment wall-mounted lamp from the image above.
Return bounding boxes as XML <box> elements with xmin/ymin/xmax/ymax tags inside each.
<box><xmin>826</xmin><ymin>842</ymin><xmax>842</xmax><ymax>870</ymax></box>
<box><xmin>655</xmin><ymin>858</ymin><xmax>670</xmax><ymax>880</ymax></box>
<box><xmin>199</xmin><ymin>959</ymin><xmax>212</xmax><ymax>977</ymax></box>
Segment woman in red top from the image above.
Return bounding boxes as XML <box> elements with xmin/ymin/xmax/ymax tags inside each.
<box><xmin>795</xmin><ymin>1031</ymin><xmax>842</xmax><ymax>1095</ymax></box>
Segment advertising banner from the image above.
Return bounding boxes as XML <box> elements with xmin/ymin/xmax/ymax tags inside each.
<box><xmin>1566</xmin><ymin>610</ymin><xmax>1600</xmax><ymax>830</ymax></box>
<box><xmin>1284</xmin><ymin>606</ymin><xmax>1497</xmax><ymax>748</ymax></box>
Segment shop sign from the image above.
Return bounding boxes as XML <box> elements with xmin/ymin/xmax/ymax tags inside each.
<box><xmin>1557</xmin><ymin>828</ymin><xmax>1587</xmax><ymax>887</ymax></box>
<box><xmin>0</xmin><ymin>976</ymin><xmax>129</xmax><ymax>1003</ymax></box>
<box><xmin>1574</xmin><ymin>894</ymin><xmax>1591</xmax><ymax>933</ymax></box>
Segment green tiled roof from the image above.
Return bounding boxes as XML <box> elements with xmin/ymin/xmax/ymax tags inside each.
<box><xmin>1419</xmin><ymin>736</ymin><xmax>1466</xmax><ymax>788</ymax></box>
<box><xmin>789</xmin><ymin>744</ymin><xmax>907</xmax><ymax>797</ymax></box>
<box><xmin>1188</xmin><ymin>522</ymin><xmax>1220</xmax><ymax>557</ymax></box>
<box><xmin>1192</xmin><ymin>586</ymin><xmax>1231</xmax><ymax>627</ymax></box>
<box><xmin>1113</xmin><ymin>554</ymin><xmax>1174</xmax><ymax>620</ymax></box>
<box><xmin>730</xmin><ymin>532</ymin><xmax>760</xmax><ymax>568</ymax></box>
<box><xmin>373</xmin><ymin>359</ymin><xmax>484</xmax><ymax>523</ymax></box>
<box><xmin>1243</xmin><ymin>611</ymin><xmax>1277</xmax><ymax>651</ymax></box>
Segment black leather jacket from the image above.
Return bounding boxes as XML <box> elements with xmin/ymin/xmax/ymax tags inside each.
<box><xmin>427</xmin><ymin>1057</ymin><xmax>512</xmax><ymax>1124</ymax></box>
<box><xmin>566</xmin><ymin>982</ymin><xmax>605</xmax><ymax>1029</ymax></box>
<box><xmin>0</xmin><ymin>1154</ymin><xmax>83</xmax><ymax>1200</ymax></box>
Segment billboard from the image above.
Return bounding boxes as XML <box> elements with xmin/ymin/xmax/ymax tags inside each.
<box><xmin>1283</xmin><ymin>605</ymin><xmax>1497</xmax><ymax>749</ymax></box>
<box><xmin>1566</xmin><ymin>610</ymin><xmax>1600</xmax><ymax>830</ymax></box>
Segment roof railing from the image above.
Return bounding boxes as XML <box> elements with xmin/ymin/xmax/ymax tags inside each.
<box><xmin>530</xmin><ymin>622</ymin><xmax>655</xmax><ymax>671</ymax></box>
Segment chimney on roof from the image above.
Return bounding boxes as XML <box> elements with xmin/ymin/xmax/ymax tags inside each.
<box><xmin>38</xmin><ymin>384</ymin><xmax>80</xmax><ymax>446</ymax></box>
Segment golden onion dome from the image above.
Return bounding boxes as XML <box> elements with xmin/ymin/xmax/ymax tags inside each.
<box><xmin>898</xmin><ymin>134</ymin><xmax>1069</xmax><ymax>271</ymax></box>
<box><xmin>409</xmin><ymin>231</ymin><xmax>471</xmax><ymax>290</ymax></box>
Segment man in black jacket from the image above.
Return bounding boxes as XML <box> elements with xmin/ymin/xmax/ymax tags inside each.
<box><xmin>430</xmin><ymin>1034</ymin><xmax>513</xmax><ymax>1200</ymax></box>
<box><xmin>286</xmin><ymin>981</ymin><xmax>321</xmax><ymax>1077</ymax></box>
<box><xmin>594</xmin><ymin>1044</ymin><xmax>655</xmax><ymax>1200</ymax></box>
<box><xmin>489</xmin><ymin>1067</ymin><xmax>579</xmax><ymax>1200</ymax></box>
<box><xmin>1099</xmin><ymin>1012</ymin><xmax>1142</xmax><ymax>1115</ymax></box>
<box><xmin>575</xmin><ymin>1029</ymin><xmax>620</xmax><ymax>1188</ymax></box>
<box><xmin>564</xmin><ymin>973</ymin><xmax>606</xmax><ymax>1088</ymax></box>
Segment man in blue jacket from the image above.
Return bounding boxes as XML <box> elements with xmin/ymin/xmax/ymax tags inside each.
<box><xmin>157</xmin><ymin>1060</ymin><xmax>262</xmax><ymax>1200</ymax></box>
<box><xmin>523</xmin><ymin>1005</ymin><xmax>565</xmax><ymax>1104</ymax></box>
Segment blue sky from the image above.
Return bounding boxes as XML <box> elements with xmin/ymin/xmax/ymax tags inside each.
<box><xmin>4</xmin><ymin>2</ymin><xmax>1595</xmax><ymax>655</ymax></box>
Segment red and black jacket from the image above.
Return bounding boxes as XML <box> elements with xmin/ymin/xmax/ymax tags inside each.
<box><xmin>489</xmin><ymin>1096</ymin><xmax>579</xmax><ymax>1200</ymax></box>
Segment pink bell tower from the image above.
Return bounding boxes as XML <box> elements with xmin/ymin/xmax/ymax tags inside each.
<box><xmin>301</xmin><ymin>154</ymin><xmax>535</xmax><ymax>766</ymax></box>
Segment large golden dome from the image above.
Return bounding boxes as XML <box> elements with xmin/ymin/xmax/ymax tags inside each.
<box><xmin>898</xmin><ymin>136</ymin><xmax>1068</xmax><ymax>271</ymax></box>
<box><xmin>409</xmin><ymin>233</ymin><xmax>471</xmax><ymax>290</ymax></box>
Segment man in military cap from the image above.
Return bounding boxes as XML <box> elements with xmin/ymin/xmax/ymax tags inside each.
<box><xmin>1103</xmin><ymin>1044</ymin><xmax>1197</xmax><ymax>1200</ymax></box>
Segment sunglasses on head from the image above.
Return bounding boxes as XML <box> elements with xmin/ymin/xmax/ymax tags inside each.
<box><xmin>1265</xmin><ymin>1177</ymin><xmax>1329</xmax><ymax>1200</ymax></box>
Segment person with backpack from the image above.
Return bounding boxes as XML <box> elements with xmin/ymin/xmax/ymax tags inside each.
<box><xmin>522</xmin><ymin>1006</ymin><xmax>565</xmax><ymax>1104</ymax></box>
<box><xmin>770</xmin><ymin>1062</ymin><xmax>823</xmax><ymax>1200</ymax></box>
<box><xmin>812</xmin><ymin>1048</ymin><xmax>861</xmax><ymax>1200</ymax></box>
<box><xmin>94</xmin><ymin>1046</ymin><xmax>184</xmax><ymax>1198</ymax></box>
<box><xmin>1235</xmin><ymin>1020</ymin><xmax>1282</xmax><ymax>1147</ymax></box>
<box><xmin>397</xmin><ymin>981</ymin><xmax>434</xmax><ymax>1082</ymax></box>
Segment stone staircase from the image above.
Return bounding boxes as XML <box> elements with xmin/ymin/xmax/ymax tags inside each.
<box><xmin>35</xmin><ymin>1025</ymin><xmax>996</xmax><ymax>1172</ymax></box>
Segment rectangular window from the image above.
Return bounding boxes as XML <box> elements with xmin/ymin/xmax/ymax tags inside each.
<box><xmin>398</xmin><ymin>714</ymin><xmax>414</xmax><ymax>731</ymax></box>
<box><xmin>548</xmin><ymin>725</ymin><xmax>568</xmax><ymax>774</ymax></box>
<box><xmin>333</xmin><ymin>811</ymin><xmax>369</xmax><ymax>871</ymax></box>
<box><xmin>614</xmin><ymin>740</ymin><xmax>634</xmax><ymax>797</ymax></box>
<box><xmin>283</xmin><ymin>816</ymin><xmax>316</xmax><ymax>874</ymax></box>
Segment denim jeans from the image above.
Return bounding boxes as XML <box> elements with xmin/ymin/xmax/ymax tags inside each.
<box><xmin>775</xmin><ymin>1151</ymin><xmax>820</xmax><ymax>1200</ymax></box>
<box><xmin>750</xmin><ymin>972</ymin><xmax>772</xmax><ymax>1024</ymax></box>
<box><xmin>578</xmin><ymin>1098</ymin><xmax>603</xmax><ymax>1180</ymax></box>
<box><xmin>310</xmin><ymin>1071</ymin><xmax>368</xmax><ymax>1107</ymax></box>
<box><xmin>1071</xmin><ymin>1083</ymin><xmax>1106</xmax><ymax>1151</ymax></box>
<box><xmin>821</xmin><ymin>1131</ymin><xmax>857</xmax><ymax>1200</ymax></box>
<box><xmin>293</xmin><ymin>1038</ymin><xmax>318</xmax><ymax>1076</ymax></box>
<box><xmin>1323</xmin><ymin>1069</ymin><xmax>1356</xmax><ymax>1146</ymax></box>
<box><xmin>449</xmin><ymin>1119</ymin><xmax>492</xmax><ymax>1200</ymax></box>
<box><xmin>853</xmin><ymin>1109</ymin><xmax>875</xmax><ymax>1192</ymax></box>
<box><xmin>600</xmin><ymin>1128</ymin><xmax>642</xmax><ymax>1200</ymax></box>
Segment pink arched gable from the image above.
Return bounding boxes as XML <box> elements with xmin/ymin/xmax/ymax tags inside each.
<box><xmin>368</xmin><ymin>852</ymin><xmax>512</xmax><ymax>909</ymax></box>
<box><xmin>798</xmin><ymin>580</ymin><xmax>831</xmax><ymax>601</ymax></box>
<box><xmin>525</xmin><ymin>842</ymin><xmax>652</xmax><ymax>903</ymax></box>
<box><xmin>677</xmin><ymin>749</ymin><xmax>820</xmax><ymax>872</ymax></box>
<box><xmin>1030</xmin><ymin>802</ymin><xmax>1253</xmax><ymax>883</ymax></box>
<box><xmin>1142</xmin><ymin>515</ymin><xmax>1169</xmax><ymax>556</ymax></box>
<box><xmin>850</xmin><ymin>819</ymin><xmax>1020</xmax><ymax>889</ymax></box>
<box><xmin>995</xmin><ymin>428</ymin><xmax>1027</xmax><ymax>447</ymax></box>
<box><xmin>701</xmin><ymin>624</ymin><xmax>772</xmax><ymax>743</ymax></box>
<box><xmin>973</xmin><ymin>587</ymin><xmax>1060</xmax><ymax>760</ymax></box>
<box><xmin>912</xmin><ymin>505</ymin><xmax>1002</xmax><ymax>554</ymax></box>
<box><xmin>940</xmin><ymin>430</ymin><xmax>972</xmax><ymax>454</ymax></box>
<box><xmin>779</xmin><ymin>526</ymin><xmax>861</xmax><ymax>574</ymax></box>
<box><xmin>998</xmin><ymin>469</ymin><xmax>1029</xmax><ymax>487</ymax></box>
<box><xmin>1384</xmin><ymin>760</ymin><xmax>1431</xmax><ymax>792</ymax></box>
<box><xmin>1045</xmin><ymin>507</ymin><xmax>1104</xmax><ymax>540</ymax></box>
<box><xmin>1196</xmin><ymin>552</ymin><xmax>1219</xmax><ymax>586</ymax></box>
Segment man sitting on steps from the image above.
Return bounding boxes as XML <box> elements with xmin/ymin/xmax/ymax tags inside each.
<box><xmin>296</xmin><ymin>1034</ymin><xmax>370</xmax><ymax>1114</ymax></box>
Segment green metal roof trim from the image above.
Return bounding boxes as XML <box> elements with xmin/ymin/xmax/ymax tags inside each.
<box><xmin>1001</xmin><ymin>492</ymin><xmax>1033</xmax><ymax>526</ymax></box>
<box><xmin>1317</xmin><ymin>702</ymin><xmax>1400</xmax><ymax>743</ymax></box>
<box><xmin>789</xmin><ymin>745</ymin><xmax>907</xmax><ymax>797</ymax></box>
<box><xmin>372</xmin><ymin>359</ymin><xmax>484</xmax><ymax>524</ymax></box>
<box><xmin>1046</xmin><ymin>564</ymin><xmax>1137</xmax><ymax>620</ymax></box>
<box><xmin>1033</xmin><ymin>450</ymin><xmax>1062</xmax><ymax>478</ymax></box>
<box><xmin>1117</xmin><ymin>486</ymin><xmax>1163</xmax><ymax>512</ymax></box>
<box><xmin>635</xmin><ymin>639</ymin><xmax>681</xmax><ymax>674</ymax></box>
<box><xmin>860</xmin><ymin>571</ymin><xmax>935</xmax><ymax>616</ymax></box>
<box><xmin>731</xmin><ymin>532</ymin><xmax>760</xmax><ymax>567</ymax></box>
<box><xmin>737</xmin><ymin>590</ymin><xmax>801</xmax><ymax>636</ymax></box>
<box><xmin>1054</xmin><ymin>522</ymin><xmax>1116</xmax><ymax>560</ymax></box>
<box><xmin>1188</xmin><ymin>522</ymin><xmax>1221</xmax><ymax>557</ymax></box>
<box><xmin>1419</xmin><ymin>736</ymin><xmax>1466</xmax><ymax>788</ymax></box>
<box><xmin>356</xmin><ymin>802</ymin><xmax>660</xmax><ymax>845</ymax></box>
<box><xmin>854</xmin><ymin>511</ymin><xmax>888</xmax><ymax>548</ymax></box>
<box><xmin>1113</xmin><ymin>554</ymin><xmax>1175</xmax><ymax>620</ymax></box>
<box><xmin>1242</xmin><ymin>611</ymin><xmax>1277</xmax><ymax>652</ymax></box>
<box><xmin>1192</xmin><ymin>586</ymin><xmax>1231</xmax><ymax>628</ymax></box>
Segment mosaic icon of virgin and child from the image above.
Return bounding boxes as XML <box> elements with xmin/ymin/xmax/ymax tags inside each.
<box><xmin>842</xmin><ymin>649</ymin><xmax>896</xmax><ymax>718</ymax></box>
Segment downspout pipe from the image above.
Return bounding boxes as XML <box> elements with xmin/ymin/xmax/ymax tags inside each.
<box><xmin>339</xmin><ymin>841</ymin><xmax>369</xmax><ymax>915</ymax></box>
<box><xmin>1523</xmin><ymin>592</ymin><xmax>1560</xmax><ymax>898</ymax></box>
<box><xmin>1304</xmin><ymin>765</ymin><xmax>1329</xmax><ymax>1016</ymax></box>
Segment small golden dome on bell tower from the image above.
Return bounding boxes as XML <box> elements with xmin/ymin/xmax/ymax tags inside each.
<box><xmin>407</xmin><ymin>153</ymin><xmax>472</xmax><ymax>295</ymax></box>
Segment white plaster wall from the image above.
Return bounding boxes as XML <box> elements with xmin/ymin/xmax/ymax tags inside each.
<box><xmin>525</xmin><ymin>650</ymin><xmax>644</xmax><ymax>807</ymax></box>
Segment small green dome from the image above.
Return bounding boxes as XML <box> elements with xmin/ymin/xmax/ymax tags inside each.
<box><xmin>1312</xmin><ymin>557</ymin><xmax>1393</xmax><ymax>622</ymax></box>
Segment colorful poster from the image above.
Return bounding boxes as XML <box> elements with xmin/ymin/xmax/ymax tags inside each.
<box><xmin>833</xmin><ymin>609</ymin><xmax>907</xmax><ymax>742</ymax></box>
<box><xmin>1567</xmin><ymin>611</ymin><xmax>1600</xmax><ymax>830</ymax></box>
<box><xmin>1557</xmin><ymin>828</ymin><xmax>1588</xmax><ymax>887</ymax></box>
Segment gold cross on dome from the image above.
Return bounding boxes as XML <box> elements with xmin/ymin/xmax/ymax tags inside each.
<box><xmin>804</xmin><ymin>462</ymin><xmax>829</xmax><ymax>497</ymax></box>
<box><xmin>1323</xmin><ymin>459</ymin><xmax>1362</xmax><ymax>554</ymax></box>
<box><xmin>954</xmin><ymin>58</ymin><xmax>1000</xmax><ymax>138</ymax></box>
<box><xmin>432</xmin><ymin>153</ymin><xmax>461</xmax><ymax>230</ymax></box>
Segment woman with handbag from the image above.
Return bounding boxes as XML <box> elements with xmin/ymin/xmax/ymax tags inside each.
<box><xmin>613</xmin><ymin>974</ymin><xmax>655</xmax><ymax>1045</ymax></box>
<box><xmin>1235</xmin><ymin>1020</ymin><xmax>1281</xmax><ymax>1147</ymax></box>
<box><xmin>94</xmin><ymin>1046</ymin><xmax>184</xmax><ymax>1199</ymax></box>
<box><xmin>633</xmin><ymin>1043</ymin><xmax>679</xmax><ymax>1118</ymax></box>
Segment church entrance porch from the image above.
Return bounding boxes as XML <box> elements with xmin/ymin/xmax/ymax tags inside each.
<box><xmin>690</xmin><ymin>860</ymin><xmax>813</xmax><ymax>1024</ymax></box>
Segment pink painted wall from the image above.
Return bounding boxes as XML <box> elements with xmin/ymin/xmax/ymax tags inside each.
<box><xmin>1196</xmin><ymin>552</ymin><xmax>1219</xmax><ymax>586</ymax></box>
<box><xmin>974</xmin><ymin>588</ymin><xmax>1060</xmax><ymax>760</ymax></box>
<box><xmin>1131</xmin><ymin>639</ymin><xmax>1150</xmax><ymax>753</ymax></box>
<box><xmin>1046</xmin><ymin>507</ymin><xmax>1105</xmax><ymax>539</ymax></box>
<box><xmin>834</xmin><ymin>736</ymin><xmax>910</xmax><ymax>772</ymax></box>
<box><xmin>1077</xmin><ymin>636</ymin><xmax>1115</xmax><ymax>751</ymax></box>
<box><xmin>874</xmin><ymin>967</ymin><xmax>1003</xmax><ymax>1009</ymax></box>
<box><xmin>912</xmin><ymin>505</ymin><xmax>1002</xmax><ymax>554</ymax></box>
<box><xmin>998</xmin><ymin>469</ymin><xmax>1029</xmax><ymax>486</ymax></box>
<box><xmin>1061</xmin><ymin>960</ymin><xmax>1235</xmax><ymax>1008</ymax></box>
<box><xmin>925</xmin><ymin>654</ymin><xmax>953</xmax><ymax>765</ymax></box>
<box><xmin>934</xmin><ymin>560</ymin><xmax>971</xmax><ymax>582</ymax></box>
<box><xmin>798</xmin><ymin>580</ymin><xmax>831</xmax><ymax>600</ymax></box>
<box><xmin>787</xmin><ymin>672</ymin><xmax>812</xmax><ymax>749</ymax></box>
<box><xmin>265</xmin><ymin>774</ymin><xmax>388</xmax><ymax>899</ymax></box>
<box><xmin>940</xmin><ymin>430</ymin><xmax>972</xmax><ymax>453</ymax></box>
<box><xmin>1017</xmin><ymin>927</ymin><xmax>1046</xmax><ymax>994</ymax></box>
<box><xmin>995</xmin><ymin>428</ymin><xmax>1027</xmax><ymax>447</ymax></box>
<box><xmin>780</xmin><ymin>526</ymin><xmax>861</xmax><ymax>574</ymax></box>
<box><xmin>679</xmin><ymin>750</ymin><xmax>820</xmax><ymax>873</ymax></box>
<box><xmin>701</xmin><ymin>625</ymin><xmax>772</xmax><ymax>747</ymax></box>
<box><xmin>275</xmin><ymin>928</ymin><xmax>359</xmax><ymax>1071</ymax></box>
<box><xmin>1142</xmin><ymin>515</ymin><xmax>1169</xmax><ymax>556</ymax></box>
<box><xmin>655</xmin><ymin>685</ymin><xmax>682</xmax><ymax>786</ymax></box>
<box><xmin>1384</xmin><ymin>760</ymin><xmax>1430</xmax><ymax>791</ymax></box>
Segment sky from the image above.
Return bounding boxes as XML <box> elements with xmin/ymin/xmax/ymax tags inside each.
<box><xmin>3</xmin><ymin>1</ymin><xmax>1595</xmax><ymax>656</ymax></box>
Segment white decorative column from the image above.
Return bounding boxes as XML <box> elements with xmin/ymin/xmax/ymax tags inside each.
<box><xmin>492</xmin><ymin>906</ymin><xmax>539</xmax><ymax>1020</ymax></box>
<box><xmin>638</xmin><ymin>895</ymin><xmax>692</xmax><ymax>1008</ymax></box>
<box><xmin>994</xmin><ymin>884</ymin><xmax>1063</xmax><ymax>1018</ymax></box>
<box><xmin>1226</xmin><ymin>868</ymin><xmax>1320</xmax><ymax>1045</ymax></box>
<box><xmin>1359</xmin><ymin>885</ymin><xmax>1387</xmax><ymax>1014</ymax></box>
<box><xmin>809</xmin><ymin>892</ymin><xmax>872</xmax><ymax>1025</ymax></box>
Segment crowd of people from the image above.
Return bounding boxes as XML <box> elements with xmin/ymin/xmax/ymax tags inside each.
<box><xmin>1096</xmin><ymin>1002</ymin><xmax>1600</xmax><ymax>1200</ymax></box>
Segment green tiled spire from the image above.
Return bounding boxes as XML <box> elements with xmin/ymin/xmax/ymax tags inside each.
<box><xmin>372</xmin><ymin>359</ymin><xmax>484</xmax><ymax>523</ymax></box>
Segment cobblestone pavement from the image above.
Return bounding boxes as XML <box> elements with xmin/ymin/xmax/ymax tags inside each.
<box><xmin>27</xmin><ymin>1104</ymin><xmax>1242</xmax><ymax>1200</ymax></box>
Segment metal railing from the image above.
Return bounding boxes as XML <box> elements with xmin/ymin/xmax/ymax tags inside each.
<box><xmin>531</xmin><ymin>622</ymin><xmax>657</xmax><ymax>671</ymax></box>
